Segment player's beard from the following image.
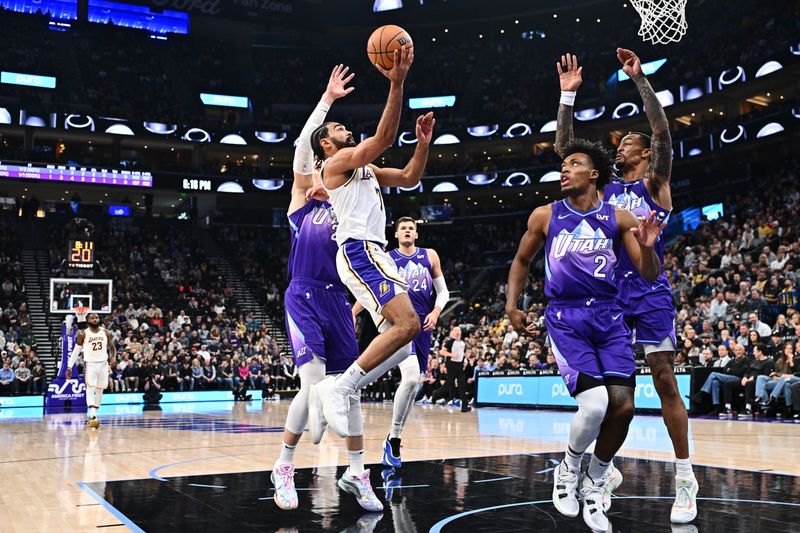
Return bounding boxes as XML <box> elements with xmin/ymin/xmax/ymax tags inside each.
<box><xmin>332</xmin><ymin>136</ymin><xmax>357</xmax><ymax>149</ymax></box>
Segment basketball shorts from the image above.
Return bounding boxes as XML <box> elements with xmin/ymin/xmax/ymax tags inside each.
<box><xmin>85</xmin><ymin>360</ymin><xmax>109</xmax><ymax>389</ymax></box>
<box><xmin>284</xmin><ymin>278</ymin><xmax>359</xmax><ymax>375</ymax></box>
<box><xmin>336</xmin><ymin>240</ymin><xmax>408</xmax><ymax>333</ymax></box>
<box><xmin>545</xmin><ymin>298</ymin><xmax>635</xmax><ymax>397</ymax></box>
<box><xmin>410</xmin><ymin>317</ymin><xmax>433</xmax><ymax>370</ymax></box>
<box><xmin>615</xmin><ymin>273</ymin><xmax>677</xmax><ymax>352</ymax></box>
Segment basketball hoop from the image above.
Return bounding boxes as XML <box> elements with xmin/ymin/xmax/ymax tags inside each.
<box><xmin>73</xmin><ymin>306</ymin><xmax>91</xmax><ymax>323</ymax></box>
<box><xmin>630</xmin><ymin>0</ymin><xmax>688</xmax><ymax>44</ymax></box>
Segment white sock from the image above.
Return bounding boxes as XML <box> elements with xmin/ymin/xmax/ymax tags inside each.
<box><xmin>564</xmin><ymin>447</ymin><xmax>583</xmax><ymax>473</ymax></box>
<box><xmin>725</xmin><ymin>403</ymin><xmax>731</xmax><ymax>410</ymax></box>
<box><xmin>88</xmin><ymin>406</ymin><xmax>97</xmax><ymax>418</ymax></box>
<box><xmin>675</xmin><ymin>457</ymin><xmax>694</xmax><ymax>479</ymax></box>
<box><xmin>276</xmin><ymin>442</ymin><xmax>296</xmax><ymax>466</ymax></box>
<box><xmin>337</xmin><ymin>363</ymin><xmax>366</xmax><ymax>393</ymax></box>
<box><xmin>348</xmin><ymin>449</ymin><xmax>365</xmax><ymax>476</ymax></box>
<box><xmin>356</xmin><ymin>342</ymin><xmax>412</xmax><ymax>390</ymax></box>
<box><xmin>588</xmin><ymin>454</ymin><xmax>612</xmax><ymax>481</ymax></box>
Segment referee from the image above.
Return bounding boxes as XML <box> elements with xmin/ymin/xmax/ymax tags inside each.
<box><xmin>438</xmin><ymin>326</ymin><xmax>471</xmax><ymax>413</ymax></box>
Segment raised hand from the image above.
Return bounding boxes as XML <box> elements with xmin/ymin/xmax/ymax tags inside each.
<box><xmin>416</xmin><ymin>111</ymin><xmax>435</xmax><ymax>146</ymax></box>
<box><xmin>632</xmin><ymin>211</ymin><xmax>665</xmax><ymax>248</ymax></box>
<box><xmin>557</xmin><ymin>53</ymin><xmax>583</xmax><ymax>91</ymax></box>
<box><xmin>324</xmin><ymin>64</ymin><xmax>355</xmax><ymax>102</ymax></box>
<box><xmin>617</xmin><ymin>47</ymin><xmax>643</xmax><ymax>80</ymax></box>
<box><xmin>375</xmin><ymin>45</ymin><xmax>414</xmax><ymax>84</ymax></box>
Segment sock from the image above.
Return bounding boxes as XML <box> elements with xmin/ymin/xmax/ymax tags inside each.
<box><xmin>337</xmin><ymin>363</ymin><xmax>366</xmax><ymax>393</ymax></box>
<box><xmin>725</xmin><ymin>403</ymin><xmax>732</xmax><ymax>410</ymax></box>
<box><xmin>675</xmin><ymin>457</ymin><xmax>694</xmax><ymax>479</ymax></box>
<box><xmin>348</xmin><ymin>449</ymin><xmax>365</xmax><ymax>476</ymax></box>
<box><xmin>276</xmin><ymin>442</ymin><xmax>296</xmax><ymax>466</ymax></box>
<box><xmin>388</xmin><ymin>435</ymin><xmax>401</xmax><ymax>456</ymax></box>
<box><xmin>564</xmin><ymin>446</ymin><xmax>583</xmax><ymax>473</ymax></box>
<box><xmin>587</xmin><ymin>454</ymin><xmax>611</xmax><ymax>481</ymax></box>
<box><xmin>745</xmin><ymin>403</ymin><xmax>752</xmax><ymax>412</ymax></box>
<box><xmin>390</xmin><ymin>423</ymin><xmax>402</xmax><ymax>439</ymax></box>
<box><xmin>88</xmin><ymin>406</ymin><xmax>97</xmax><ymax>418</ymax></box>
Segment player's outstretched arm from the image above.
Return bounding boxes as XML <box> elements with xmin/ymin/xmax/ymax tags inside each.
<box><xmin>325</xmin><ymin>47</ymin><xmax>413</xmax><ymax>178</ymax></box>
<box><xmin>290</xmin><ymin>64</ymin><xmax>355</xmax><ymax>212</ymax></box>
<box><xmin>424</xmin><ymin>248</ymin><xmax>448</xmax><ymax>332</ymax></box>
<box><xmin>506</xmin><ymin>206</ymin><xmax>550</xmax><ymax>333</ymax></box>
<box><xmin>617</xmin><ymin>208</ymin><xmax>663</xmax><ymax>282</ymax></box>
<box><xmin>617</xmin><ymin>48</ymin><xmax>672</xmax><ymax>191</ymax></box>
<box><xmin>65</xmin><ymin>330</ymin><xmax>85</xmax><ymax>380</ymax></box>
<box><xmin>372</xmin><ymin>112</ymin><xmax>433</xmax><ymax>187</ymax></box>
<box><xmin>554</xmin><ymin>53</ymin><xmax>582</xmax><ymax>157</ymax></box>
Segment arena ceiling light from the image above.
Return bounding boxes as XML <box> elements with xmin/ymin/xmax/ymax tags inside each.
<box><xmin>755</xmin><ymin>60</ymin><xmax>783</xmax><ymax>78</ymax></box>
<box><xmin>503</xmin><ymin>122</ymin><xmax>531</xmax><ymax>138</ymax></box>
<box><xmin>655</xmin><ymin>89</ymin><xmax>675</xmax><ymax>107</ymax></box>
<box><xmin>65</xmin><ymin>114</ymin><xmax>95</xmax><ymax>131</ymax></box>
<box><xmin>718</xmin><ymin>66</ymin><xmax>745</xmax><ymax>90</ymax></box>
<box><xmin>143</xmin><ymin>122</ymin><xmax>177</xmax><ymax>135</ymax></box>
<box><xmin>791</xmin><ymin>42</ymin><xmax>800</xmax><ymax>56</ymax></box>
<box><xmin>23</xmin><ymin>115</ymin><xmax>46</xmax><ymax>127</ymax></box>
<box><xmin>217</xmin><ymin>181</ymin><xmax>245</xmax><ymax>193</ymax></box>
<box><xmin>612</xmin><ymin>102</ymin><xmax>640</xmax><ymax>119</ymax></box>
<box><xmin>397</xmin><ymin>182</ymin><xmax>423</xmax><ymax>193</ymax></box>
<box><xmin>373</xmin><ymin>0</ymin><xmax>403</xmax><ymax>12</ymax></box>
<box><xmin>466</xmin><ymin>172</ymin><xmax>497</xmax><ymax>185</ymax></box>
<box><xmin>255</xmin><ymin>131</ymin><xmax>286</xmax><ymax>143</ymax></box>
<box><xmin>539</xmin><ymin>171</ymin><xmax>561</xmax><ymax>183</ymax></box>
<box><xmin>719</xmin><ymin>125</ymin><xmax>745</xmax><ymax>144</ymax></box>
<box><xmin>539</xmin><ymin>120</ymin><xmax>557</xmax><ymax>133</ymax></box>
<box><xmin>792</xmin><ymin>107</ymin><xmax>800</xmax><ymax>119</ymax></box>
<box><xmin>0</xmin><ymin>108</ymin><xmax>11</xmax><ymax>125</ymax></box>
<box><xmin>574</xmin><ymin>107</ymin><xmax>605</xmax><ymax>121</ymax></box>
<box><xmin>679</xmin><ymin>85</ymin><xmax>704</xmax><ymax>102</ymax></box>
<box><xmin>688</xmin><ymin>147</ymin><xmax>702</xmax><ymax>156</ymax></box>
<box><xmin>503</xmin><ymin>172</ymin><xmax>530</xmax><ymax>187</ymax></box>
<box><xmin>431</xmin><ymin>181</ymin><xmax>459</xmax><ymax>193</ymax></box>
<box><xmin>220</xmin><ymin>134</ymin><xmax>248</xmax><ymax>145</ymax></box>
<box><xmin>398</xmin><ymin>131</ymin><xmax>418</xmax><ymax>146</ymax></box>
<box><xmin>105</xmin><ymin>124</ymin><xmax>135</xmax><ymax>136</ymax></box>
<box><xmin>756</xmin><ymin>122</ymin><xmax>784</xmax><ymax>138</ymax></box>
<box><xmin>252</xmin><ymin>179</ymin><xmax>284</xmax><ymax>191</ymax></box>
<box><xmin>433</xmin><ymin>134</ymin><xmax>460</xmax><ymax>145</ymax></box>
<box><xmin>183</xmin><ymin>128</ymin><xmax>211</xmax><ymax>143</ymax></box>
<box><xmin>467</xmin><ymin>124</ymin><xmax>499</xmax><ymax>137</ymax></box>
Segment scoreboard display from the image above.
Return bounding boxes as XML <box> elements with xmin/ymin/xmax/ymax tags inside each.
<box><xmin>67</xmin><ymin>240</ymin><xmax>94</xmax><ymax>270</ymax></box>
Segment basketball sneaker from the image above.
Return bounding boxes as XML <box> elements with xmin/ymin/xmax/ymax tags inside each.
<box><xmin>87</xmin><ymin>416</ymin><xmax>100</xmax><ymax>429</ymax></box>
<box><xmin>670</xmin><ymin>477</ymin><xmax>699</xmax><ymax>524</ymax></box>
<box><xmin>314</xmin><ymin>376</ymin><xmax>351</xmax><ymax>438</ymax></box>
<box><xmin>580</xmin><ymin>473</ymin><xmax>611</xmax><ymax>532</ymax></box>
<box><xmin>308</xmin><ymin>382</ymin><xmax>327</xmax><ymax>445</ymax></box>
<box><xmin>552</xmin><ymin>460</ymin><xmax>580</xmax><ymax>518</ymax></box>
<box><xmin>338</xmin><ymin>468</ymin><xmax>384</xmax><ymax>512</ymax></box>
<box><xmin>271</xmin><ymin>463</ymin><xmax>299</xmax><ymax>511</ymax></box>
<box><xmin>602</xmin><ymin>466</ymin><xmax>623</xmax><ymax>511</ymax></box>
<box><xmin>381</xmin><ymin>436</ymin><xmax>402</xmax><ymax>468</ymax></box>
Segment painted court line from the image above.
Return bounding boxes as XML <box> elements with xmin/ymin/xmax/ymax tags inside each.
<box><xmin>473</xmin><ymin>476</ymin><xmax>513</xmax><ymax>483</ymax></box>
<box><xmin>187</xmin><ymin>483</ymin><xmax>227</xmax><ymax>489</ymax></box>
<box><xmin>76</xmin><ymin>482</ymin><xmax>145</xmax><ymax>533</ymax></box>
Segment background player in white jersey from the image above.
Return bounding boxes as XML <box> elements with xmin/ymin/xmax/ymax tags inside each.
<box><xmin>353</xmin><ymin>216</ymin><xmax>450</xmax><ymax>468</ymax></box>
<box><xmin>554</xmin><ymin>50</ymin><xmax>697</xmax><ymax>523</ymax></box>
<box><xmin>66</xmin><ymin>313</ymin><xmax>115</xmax><ymax>429</ymax></box>
<box><xmin>310</xmin><ymin>47</ymin><xmax>436</xmax><ymax>440</ymax></box>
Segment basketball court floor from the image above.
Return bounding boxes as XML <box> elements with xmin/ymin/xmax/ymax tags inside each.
<box><xmin>2</xmin><ymin>401</ymin><xmax>799</xmax><ymax>532</ymax></box>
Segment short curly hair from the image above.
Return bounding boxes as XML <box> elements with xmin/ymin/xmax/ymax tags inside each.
<box><xmin>561</xmin><ymin>138</ymin><xmax>614</xmax><ymax>187</ymax></box>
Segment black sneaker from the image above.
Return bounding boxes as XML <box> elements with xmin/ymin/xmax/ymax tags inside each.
<box><xmin>689</xmin><ymin>392</ymin><xmax>706</xmax><ymax>406</ymax></box>
<box><xmin>461</xmin><ymin>405</ymin><xmax>472</xmax><ymax>413</ymax></box>
<box><xmin>739</xmin><ymin>409</ymin><xmax>753</xmax><ymax>419</ymax></box>
<box><xmin>709</xmin><ymin>405</ymin><xmax>723</xmax><ymax>416</ymax></box>
<box><xmin>718</xmin><ymin>408</ymin><xmax>733</xmax><ymax>418</ymax></box>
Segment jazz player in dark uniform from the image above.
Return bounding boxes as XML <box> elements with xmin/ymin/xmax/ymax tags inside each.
<box><xmin>353</xmin><ymin>216</ymin><xmax>450</xmax><ymax>468</ymax></box>
<box><xmin>554</xmin><ymin>50</ymin><xmax>698</xmax><ymax>523</ymax></box>
<box><xmin>506</xmin><ymin>139</ymin><xmax>664</xmax><ymax>532</ymax></box>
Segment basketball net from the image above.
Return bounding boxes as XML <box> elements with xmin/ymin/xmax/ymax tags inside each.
<box><xmin>73</xmin><ymin>306</ymin><xmax>91</xmax><ymax>324</ymax></box>
<box><xmin>630</xmin><ymin>0</ymin><xmax>688</xmax><ymax>44</ymax></box>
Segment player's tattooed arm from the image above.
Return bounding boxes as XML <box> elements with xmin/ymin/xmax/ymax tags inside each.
<box><xmin>618</xmin><ymin>48</ymin><xmax>672</xmax><ymax>190</ymax></box>
<box><xmin>554</xmin><ymin>53</ymin><xmax>582</xmax><ymax>157</ymax></box>
<box><xmin>506</xmin><ymin>206</ymin><xmax>549</xmax><ymax>333</ymax></box>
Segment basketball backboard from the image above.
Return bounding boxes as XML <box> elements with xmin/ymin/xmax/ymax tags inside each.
<box><xmin>49</xmin><ymin>278</ymin><xmax>113</xmax><ymax>314</ymax></box>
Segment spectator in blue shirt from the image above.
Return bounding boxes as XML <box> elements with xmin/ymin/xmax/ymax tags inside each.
<box><xmin>0</xmin><ymin>362</ymin><xmax>15</xmax><ymax>395</ymax></box>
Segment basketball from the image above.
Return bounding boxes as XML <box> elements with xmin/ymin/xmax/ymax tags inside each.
<box><xmin>367</xmin><ymin>24</ymin><xmax>413</xmax><ymax>70</ymax></box>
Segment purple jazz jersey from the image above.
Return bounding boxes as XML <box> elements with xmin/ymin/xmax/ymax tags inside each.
<box><xmin>285</xmin><ymin>201</ymin><xmax>358</xmax><ymax>373</ymax></box>
<box><xmin>287</xmin><ymin>199</ymin><xmax>342</xmax><ymax>286</ymax></box>
<box><xmin>605</xmin><ymin>179</ymin><xmax>676</xmax><ymax>346</ymax></box>
<box><xmin>390</xmin><ymin>247</ymin><xmax>435</xmax><ymax>368</ymax></box>
<box><xmin>543</xmin><ymin>200</ymin><xmax>633</xmax><ymax>395</ymax></box>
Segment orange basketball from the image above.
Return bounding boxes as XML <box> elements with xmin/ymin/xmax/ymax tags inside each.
<box><xmin>367</xmin><ymin>24</ymin><xmax>413</xmax><ymax>70</ymax></box>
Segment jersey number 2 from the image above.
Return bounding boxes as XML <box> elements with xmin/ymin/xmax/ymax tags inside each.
<box><xmin>593</xmin><ymin>256</ymin><xmax>607</xmax><ymax>278</ymax></box>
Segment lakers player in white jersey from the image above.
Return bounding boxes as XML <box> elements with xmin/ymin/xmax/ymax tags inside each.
<box><xmin>67</xmin><ymin>313</ymin><xmax>115</xmax><ymax>428</ymax></box>
<box><xmin>308</xmin><ymin>45</ymin><xmax>435</xmax><ymax>440</ymax></box>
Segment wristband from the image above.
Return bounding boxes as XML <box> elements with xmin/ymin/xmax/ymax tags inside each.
<box><xmin>559</xmin><ymin>91</ymin><xmax>576</xmax><ymax>107</ymax></box>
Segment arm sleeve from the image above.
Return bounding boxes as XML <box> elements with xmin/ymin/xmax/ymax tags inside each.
<box><xmin>67</xmin><ymin>341</ymin><xmax>82</xmax><ymax>369</ymax></box>
<box><xmin>432</xmin><ymin>275</ymin><xmax>450</xmax><ymax>311</ymax></box>
<box><xmin>293</xmin><ymin>100</ymin><xmax>331</xmax><ymax>175</ymax></box>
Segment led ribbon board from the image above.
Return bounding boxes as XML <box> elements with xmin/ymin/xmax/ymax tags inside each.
<box><xmin>408</xmin><ymin>95</ymin><xmax>456</xmax><ymax>109</ymax></box>
<box><xmin>0</xmin><ymin>162</ymin><xmax>153</xmax><ymax>187</ymax></box>
<box><xmin>1</xmin><ymin>71</ymin><xmax>56</xmax><ymax>89</ymax></box>
<box><xmin>200</xmin><ymin>93</ymin><xmax>250</xmax><ymax>109</ymax></box>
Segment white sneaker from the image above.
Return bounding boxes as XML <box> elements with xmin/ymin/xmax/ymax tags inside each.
<box><xmin>314</xmin><ymin>376</ymin><xmax>351</xmax><ymax>438</ymax></box>
<box><xmin>580</xmin><ymin>473</ymin><xmax>611</xmax><ymax>532</ymax></box>
<box><xmin>602</xmin><ymin>467</ymin><xmax>623</xmax><ymax>511</ymax></box>
<box><xmin>552</xmin><ymin>461</ymin><xmax>580</xmax><ymax>518</ymax></box>
<box><xmin>671</xmin><ymin>477</ymin><xmax>699</xmax><ymax>523</ymax></box>
<box><xmin>308</xmin><ymin>382</ymin><xmax>327</xmax><ymax>445</ymax></box>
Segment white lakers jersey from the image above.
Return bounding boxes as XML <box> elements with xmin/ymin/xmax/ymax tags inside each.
<box><xmin>322</xmin><ymin>161</ymin><xmax>387</xmax><ymax>247</ymax></box>
<box><xmin>83</xmin><ymin>327</ymin><xmax>109</xmax><ymax>363</ymax></box>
